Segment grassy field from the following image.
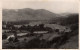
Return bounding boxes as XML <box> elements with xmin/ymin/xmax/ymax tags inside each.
<box><xmin>59</xmin><ymin>35</ymin><xmax>78</xmax><ymax>49</ymax></box>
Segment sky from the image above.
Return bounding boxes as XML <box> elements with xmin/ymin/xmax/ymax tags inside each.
<box><xmin>2</xmin><ymin>0</ymin><xmax>79</xmax><ymax>13</ymax></box>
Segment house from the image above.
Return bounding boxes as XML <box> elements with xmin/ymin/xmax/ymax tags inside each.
<box><xmin>29</xmin><ymin>21</ymin><xmax>43</xmax><ymax>26</ymax></box>
<box><xmin>7</xmin><ymin>33</ymin><xmax>28</xmax><ymax>40</ymax></box>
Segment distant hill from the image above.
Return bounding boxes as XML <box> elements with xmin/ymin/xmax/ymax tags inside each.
<box><xmin>2</xmin><ymin>8</ymin><xmax>60</xmax><ymax>22</ymax></box>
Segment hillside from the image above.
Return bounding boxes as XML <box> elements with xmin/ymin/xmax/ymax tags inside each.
<box><xmin>2</xmin><ymin>8</ymin><xmax>60</xmax><ymax>22</ymax></box>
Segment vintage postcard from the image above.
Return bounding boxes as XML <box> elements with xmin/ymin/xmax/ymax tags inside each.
<box><xmin>1</xmin><ymin>0</ymin><xmax>79</xmax><ymax>49</ymax></box>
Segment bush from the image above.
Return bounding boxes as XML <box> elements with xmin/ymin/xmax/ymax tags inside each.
<box><xmin>2</xmin><ymin>34</ymin><xmax>7</xmax><ymax>39</ymax></box>
<box><xmin>70</xmin><ymin>24</ymin><xmax>78</xmax><ymax>31</ymax></box>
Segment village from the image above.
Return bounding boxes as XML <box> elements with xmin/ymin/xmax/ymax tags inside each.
<box><xmin>2</xmin><ymin>21</ymin><xmax>72</xmax><ymax>49</ymax></box>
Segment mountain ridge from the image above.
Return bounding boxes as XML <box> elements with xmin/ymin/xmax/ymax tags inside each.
<box><xmin>2</xmin><ymin>8</ymin><xmax>60</xmax><ymax>22</ymax></box>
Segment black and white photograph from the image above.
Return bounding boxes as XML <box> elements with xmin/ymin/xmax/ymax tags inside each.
<box><xmin>2</xmin><ymin>0</ymin><xmax>79</xmax><ymax>49</ymax></box>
